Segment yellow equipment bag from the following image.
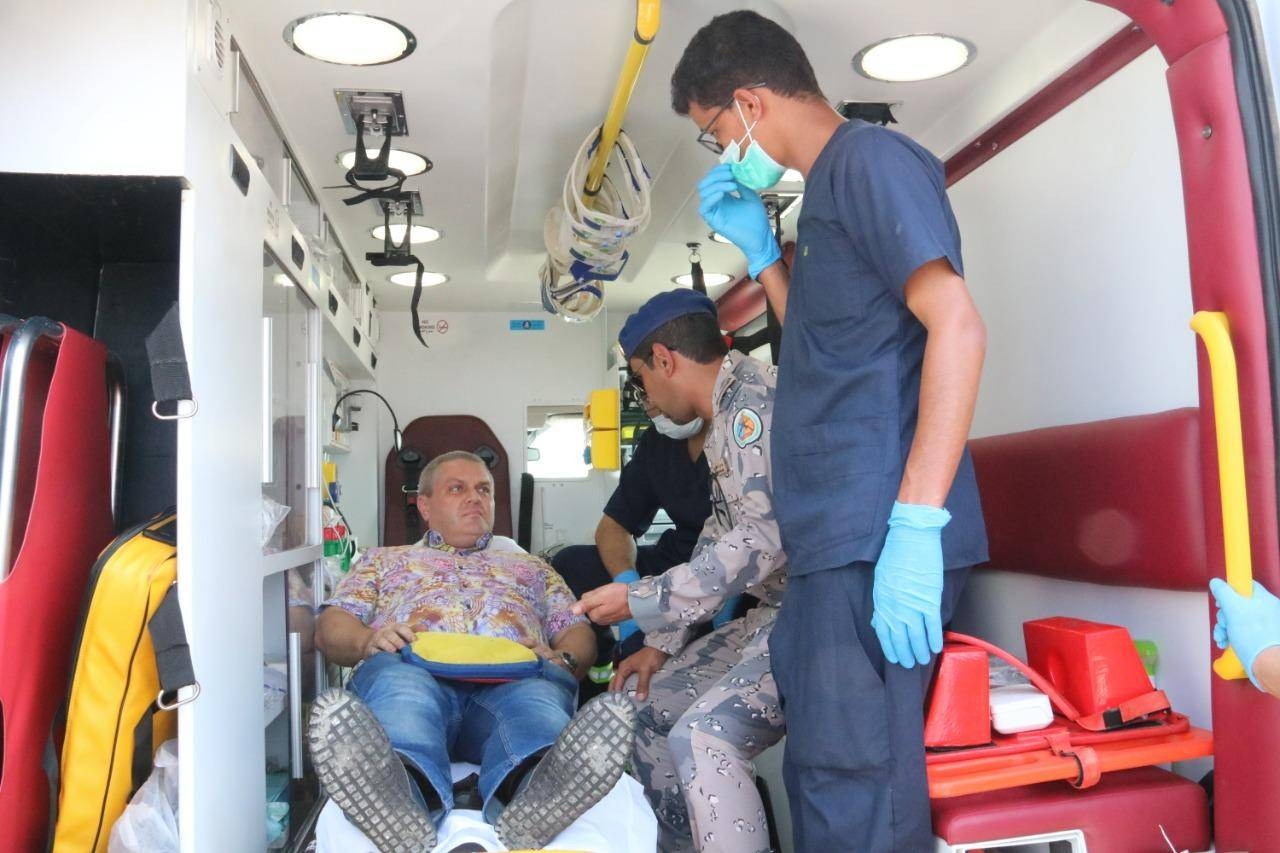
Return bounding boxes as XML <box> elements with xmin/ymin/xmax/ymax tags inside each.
<box><xmin>52</xmin><ymin>511</ymin><xmax>198</xmax><ymax>853</ymax></box>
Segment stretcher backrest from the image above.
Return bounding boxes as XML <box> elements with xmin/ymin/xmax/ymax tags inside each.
<box><xmin>0</xmin><ymin>325</ymin><xmax>115</xmax><ymax>851</ymax></box>
<box><xmin>383</xmin><ymin>415</ymin><xmax>513</xmax><ymax>546</ymax></box>
<box><xmin>967</xmin><ymin>408</ymin><xmax>1206</xmax><ymax>590</ymax></box>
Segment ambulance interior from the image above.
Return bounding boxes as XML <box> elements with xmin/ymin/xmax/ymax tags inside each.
<box><xmin>1</xmin><ymin>0</ymin><xmax>1278</xmax><ymax>850</ymax></box>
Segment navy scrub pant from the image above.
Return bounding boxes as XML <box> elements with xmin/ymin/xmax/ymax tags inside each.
<box><xmin>769</xmin><ymin>562</ymin><xmax>969</xmax><ymax>852</ymax></box>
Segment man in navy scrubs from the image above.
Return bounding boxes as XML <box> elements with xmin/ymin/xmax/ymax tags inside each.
<box><xmin>671</xmin><ymin>11</ymin><xmax>989</xmax><ymax>851</ymax></box>
<box><xmin>552</xmin><ymin>403</ymin><xmax>712</xmax><ymax>694</ymax></box>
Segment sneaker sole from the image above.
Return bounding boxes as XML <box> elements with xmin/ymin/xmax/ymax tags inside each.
<box><xmin>309</xmin><ymin>688</ymin><xmax>437</xmax><ymax>853</ymax></box>
<box><xmin>495</xmin><ymin>692</ymin><xmax>637</xmax><ymax>849</ymax></box>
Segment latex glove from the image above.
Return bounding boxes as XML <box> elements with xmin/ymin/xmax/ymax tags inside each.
<box><xmin>697</xmin><ymin>164</ymin><xmax>782</xmax><ymax>279</ymax></box>
<box><xmin>871</xmin><ymin>502</ymin><xmax>951</xmax><ymax>669</ymax></box>
<box><xmin>612</xmin><ymin>570</ymin><xmax>642</xmax><ymax>640</ymax></box>
<box><xmin>1209</xmin><ymin>577</ymin><xmax>1280</xmax><ymax>688</ymax></box>
<box><xmin>712</xmin><ymin>595</ymin><xmax>742</xmax><ymax>629</ymax></box>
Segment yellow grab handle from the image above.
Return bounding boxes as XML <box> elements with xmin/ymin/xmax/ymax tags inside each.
<box><xmin>1190</xmin><ymin>311</ymin><xmax>1252</xmax><ymax>680</ymax></box>
<box><xmin>582</xmin><ymin>0</ymin><xmax>661</xmax><ymax>201</ymax></box>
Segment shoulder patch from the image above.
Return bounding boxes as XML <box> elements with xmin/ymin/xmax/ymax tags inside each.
<box><xmin>732</xmin><ymin>408</ymin><xmax>764</xmax><ymax>448</ymax></box>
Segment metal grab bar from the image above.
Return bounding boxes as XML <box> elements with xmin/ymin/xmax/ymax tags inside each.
<box><xmin>581</xmin><ymin>0</ymin><xmax>661</xmax><ymax>201</ymax></box>
<box><xmin>106</xmin><ymin>354</ymin><xmax>127</xmax><ymax>523</ymax></box>
<box><xmin>1190</xmin><ymin>310</ymin><xmax>1252</xmax><ymax>680</ymax></box>
<box><xmin>0</xmin><ymin>317</ymin><xmax>65</xmax><ymax>578</ymax></box>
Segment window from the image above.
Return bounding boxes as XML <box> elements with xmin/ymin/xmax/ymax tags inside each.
<box><xmin>525</xmin><ymin>405</ymin><xmax>590</xmax><ymax>480</ymax></box>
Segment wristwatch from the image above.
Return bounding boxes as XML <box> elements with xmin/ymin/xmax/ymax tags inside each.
<box><xmin>558</xmin><ymin>650</ymin><xmax>579</xmax><ymax>672</ymax></box>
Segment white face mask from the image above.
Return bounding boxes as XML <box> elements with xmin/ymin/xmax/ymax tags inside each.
<box><xmin>652</xmin><ymin>414</ymin><xmax>705</xmax><ymax>440</ymax></box>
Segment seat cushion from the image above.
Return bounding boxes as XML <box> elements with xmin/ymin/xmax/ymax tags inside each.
<box><xmin>932</xmin><ymin>766</ymin><xmax>1209</xmax><ymax>853</ymax></box>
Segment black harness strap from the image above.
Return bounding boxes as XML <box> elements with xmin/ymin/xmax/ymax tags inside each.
<box><xmin>145</xmin><ymin>304</ymin><xmax>194</xmax><ymax>417</ymax></box>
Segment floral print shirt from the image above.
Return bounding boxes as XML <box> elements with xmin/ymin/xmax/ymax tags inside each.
<box><xmin>324</xmin><ymin>530</ymin><xmax>585</xmax><ymax>645</ymax></box>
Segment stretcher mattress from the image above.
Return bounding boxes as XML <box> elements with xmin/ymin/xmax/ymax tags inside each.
<box><xmin>316</xmin><ymin>762</ymin><xmax>657</xmax><ymax>853</ymax></box>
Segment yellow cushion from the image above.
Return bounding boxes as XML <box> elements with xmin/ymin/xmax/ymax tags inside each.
<box><xmin>399</xmin><ymin>632</ymin><xmax>542</xmax><ymax>683</ymax></box>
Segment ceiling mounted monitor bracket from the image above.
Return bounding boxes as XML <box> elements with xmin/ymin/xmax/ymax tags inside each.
<box><xmin>836</xmin><ymin>100</ymin><xmax>901</xmax><ymax>126</ymax></box>
<box><xmin>759</xmin><ymin>190</ymin><xmax>802</xmax><ymax>220</ymax></box>
<box><xmin>335</xmin><ymin>89</ymin><xmax>409</xmax><ymax>136</ymax></box>
<box><xmin>376</xmin><ymin>191</ymin><xmax>423</xmax><ymax>217</ymax></box>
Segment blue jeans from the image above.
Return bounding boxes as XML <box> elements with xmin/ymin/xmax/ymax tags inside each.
<box><xmin>349</xmin><ymin>652</ymin><xmax>578</xmax><ymax>824</ymax></box>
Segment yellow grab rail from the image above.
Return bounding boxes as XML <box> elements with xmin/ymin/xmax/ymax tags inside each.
<box><xmin>582</xmin><ymin>0</ymin><xmax>661</xmax><ymax>201</ymax></box>
<box><xmin>1190</xmin><ymin>310</ymin><xmax>1252</xmax><ymax>680</ymax></box>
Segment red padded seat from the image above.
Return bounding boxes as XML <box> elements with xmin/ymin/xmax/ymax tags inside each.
<box><xmin>932</xmin><ymin>766</ymin><xmax>1209</xmax><ymax>852</ymax></box>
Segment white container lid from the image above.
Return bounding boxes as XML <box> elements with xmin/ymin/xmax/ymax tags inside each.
<box><xmin>990</xmin><ymin>683</ymin><xmax>1054</xmax><ymax>735</ymax></box>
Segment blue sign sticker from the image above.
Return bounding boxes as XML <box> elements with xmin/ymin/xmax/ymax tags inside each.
<box><xmin>510</xmin><ymin>319</ymin><xmax>546</xmax><ymax>331</ymax></box>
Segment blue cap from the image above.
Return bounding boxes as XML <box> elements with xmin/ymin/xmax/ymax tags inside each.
<box><xmin>619</xmin><ymin>289</ymin><xmax>718</xmax><ymax>359</ymax></box>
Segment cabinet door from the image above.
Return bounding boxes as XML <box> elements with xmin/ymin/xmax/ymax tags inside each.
<box><xmin>263</xmin><ymin>562</ymin><xmax>323</xmax><ymax>850</ymax></box>
<box><xmin>262</xmin><ymin>254</ymin><xmax>318</xmax><ymax>554</ymax></box>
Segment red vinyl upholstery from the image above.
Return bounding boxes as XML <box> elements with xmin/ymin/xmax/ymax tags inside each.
<box><xmin>714</xmin><ymin>243</ymin><xmax>794</xmax><ymax>332</ymax></box>
<box><xmin>383</xmin><ymin>415</ymin><xmax>513</xmax><ymax>546</ymax></box>
<box><xmin>933</xmin><ymin>766</ymin><xmax>1209</xmax><ymax>852</ymax></box>
<box><xmin>968</xmin><ymin>408</ymin><xmax>1206</xmax><ymax>591</ymax></box>
<box><xmin>0</xmin><ymin>326</ymin><xmax>115</xmax><ymax>851</ymax></box>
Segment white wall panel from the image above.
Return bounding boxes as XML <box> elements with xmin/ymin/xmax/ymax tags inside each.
<box><xmin>0</xmin><ymin>0</ymin><xmax>188</xmax><ymax>176</ymax></box>
<box><xmin>373</xmin><ymin>309</ymin><xmax>618</xmax><ymax>549</ymax></box>
<box><xmin>953</xmin><ymin>48</ymin><xmax>1196</xmax><ymax>439</ymax></box>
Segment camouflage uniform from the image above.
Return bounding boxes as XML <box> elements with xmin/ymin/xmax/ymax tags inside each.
<box><xmin>625</xmin><ymin>352</ymin><xmax>787</xmax><ymax>853</ymax></box>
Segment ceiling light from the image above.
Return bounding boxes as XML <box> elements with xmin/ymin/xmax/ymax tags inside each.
<box><xmin>781</xmin><ymin>168</ymin><xmax>803</xmax><ymax>183</ymax></box>
<box><xmin>370</xmin><ymin>224</ymin><xmax>442</xmax><ymax>244</ymax></box>
<box><xmin>273</xmin><ymin>273</ymin><xmax>295</xmax><ymax>288</ymax></box>
<box><xmin>284</xmin><ymin>13</ymin><xmax>416</xmax><ymax>66</ymax></box>
<box><xmin>853</xmin><ymin>34</ymin><xmax>975</xmax><ymax>83</ymax></box>
<box><xmin>338</xmin><ymin>148</ymin><xmax>431</xmax><ymax>176</ymax></box>
<box><xmin>389</xmin><ymin>270</ymin><xmax>448</xmax><ymax>287</ymax></box>
<box><xmin>672</xmin><ymin>272</ymin><xmax>734</xmax><ymax>288</ymax></box>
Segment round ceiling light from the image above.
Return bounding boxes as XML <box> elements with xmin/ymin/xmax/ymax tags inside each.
<box><xmin>284</xmin><ymin>13</ymin><xmax>416</xmax><ymax>66</ymax></box>
<box><xmin>389</xmin><ymin>270</ymin><xmax>449</xmax><ymax>287</ymax></box>
<box><xmin>337</xmin><ymin>148</ymin><xmax>431</xmax><ymax>176</ymax></box>
<box><xmin>672</xmin><ymin>272</ymin><xmax>734</xmax><ymax>288</ymax></box>
<box><xmin>853</xmin><ymin>34</ymin><xmax>975</xmax><ymax>83</ymax></box>
<box><xmin>370</xmin><ymin>224</ymin><xmax>442</xmax><ymax>244</ymax></box>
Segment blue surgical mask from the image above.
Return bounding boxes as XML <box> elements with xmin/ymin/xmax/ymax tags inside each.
<box><xmin>652</xmin><ymin>414</ymin><xmax>705</xmax><ymax>440</ymax></box>
<box><xmin>718</xmin><ymin>101</ymin><xmax>786</xmax><ymax>191</ymax></box>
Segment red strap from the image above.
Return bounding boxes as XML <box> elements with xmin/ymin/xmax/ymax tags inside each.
<box><xmin>945</xmin><ymin>631</ymin><xmax>1084</xmax><ymax>719</ymax></box>
<box><xmin>1076</xmin><ymin>689</ymin><xmax>1172</xmax><ymax>732</ymax></box>
<box><xmin>944</xmin><ymin>631</ymin><xmax>1170</xmax><ymax>731</ymax></box>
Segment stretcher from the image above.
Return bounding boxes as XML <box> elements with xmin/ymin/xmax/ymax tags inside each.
<box><xmin>315</xmin><ymin>762</ymin><xmax>657</xmax><ymax>853</ymax></box>
<box><xmin>0</xmin><ymin>317</ymin><xmax>119</xmax><ymax>850</ymax></box>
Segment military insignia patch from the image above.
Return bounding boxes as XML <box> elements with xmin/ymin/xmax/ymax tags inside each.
<box><xmin>732</xmin><ymin>408</ymin><xmax>763</xmax><ymax>448</ymax></box>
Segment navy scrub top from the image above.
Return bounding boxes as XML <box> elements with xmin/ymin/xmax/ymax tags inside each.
<box><xmin>773</xmin><ymin>120</ymin><xmax>989</xmax><ymax>575</ymax></box>
<box><xmin>604</xmin><ymin>425</ymin><xmax>712</xmax><ymax>566</ymax></box>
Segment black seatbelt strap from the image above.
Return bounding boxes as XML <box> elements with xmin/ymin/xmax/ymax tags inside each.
<box><xmin>150</xmin><ymin>584</ymin><xmax>195</xmax><ymax>699</ymax></box>
<box><xmin>401</xmin><ymin>453</ymin><xmax>425</xmax><ymax>544</ymax></box>
<box><xmin>145</xmin><ymin>304</ymin><xmax>195</xmax><ymax>418</ymax></box>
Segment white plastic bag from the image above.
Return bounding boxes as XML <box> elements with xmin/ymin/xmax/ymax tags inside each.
<box><xmin>261</xmin><ymin>496</ymin><xmax>291</xmax><ymax>550</ymax></box>
<box><xmin>108</xmin><ymin>739</ymin><xmax>180</xmax><ymax>853</ymax></box>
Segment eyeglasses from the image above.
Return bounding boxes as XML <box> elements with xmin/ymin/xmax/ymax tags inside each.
<box><xmin>695</xmin><ymin>82</ymin><xmax>767</xmax><ymax>155</ymax></box>
<box><xmin>624</xmin><ymin>370</ymin><xmax>649</xmax><ymax>406</ymax></box>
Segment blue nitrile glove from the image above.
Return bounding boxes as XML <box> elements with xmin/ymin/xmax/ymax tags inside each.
<box><xmin>697</xmin><ymin>164</ymin><xmax>782</xmax><ymax>279</ymax></box>
<box><xmin>871</xmin><ymin>501</ymin><xmax>951</xmax><ymax>669</ymax></box>
<box><xmin>1210</xmin><ymin>577</ymin><xmax>1280</xmax><ymax>688</ymax></box>
<box><xmin>615</xmin><ymin>569</ymin><xmax>642</xmax><ymax>641</ymax></box>
<box><xmin>712</xmin><ymin>595</ymin><xmax>743</xmax><ymax>629</ymax></box>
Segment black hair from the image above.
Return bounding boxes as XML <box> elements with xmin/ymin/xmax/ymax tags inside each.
<box><xmin>634</xmin><ymin>312</ymin><xmax>728</xmax><ymax>366</ymax></box>
<box><xmin>671</xmin><ymin>10</ymin><xmax>824</xmax><ymax>115</ymax></box>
